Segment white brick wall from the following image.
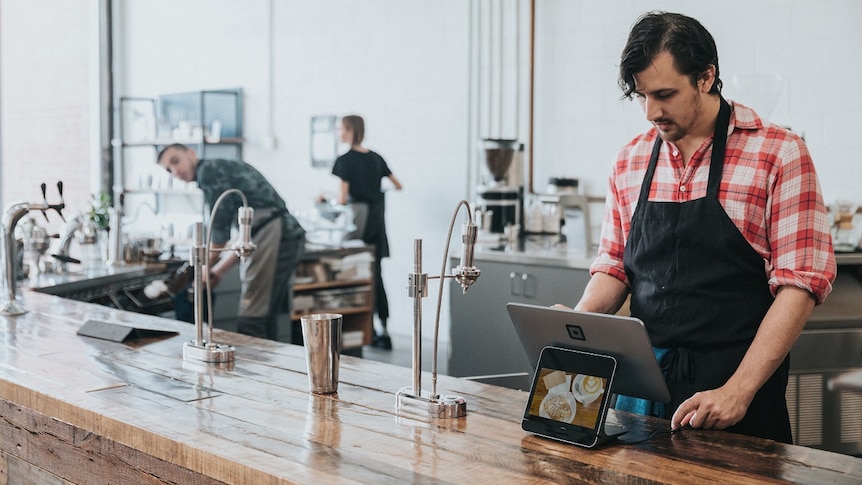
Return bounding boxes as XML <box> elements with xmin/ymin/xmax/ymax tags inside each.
<box><xmin>0</xmin><ymin>0</ymin><xmax>96</xmax><ymax>234</ymax></box>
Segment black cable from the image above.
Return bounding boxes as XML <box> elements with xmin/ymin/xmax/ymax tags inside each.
<box><xmin>618</xmin><ymin>425</ymin><xmax>693</xmax><ymax>445</ymax></box>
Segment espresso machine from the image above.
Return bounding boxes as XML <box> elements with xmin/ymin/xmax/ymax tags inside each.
<box><xmin>476</xmin><ymin>139</ymin><xmax>522</xmax><ymax>234</ymax></box>
<box><xmin>536</xmin><ymin>177</ymin><xmax>593</xmax><ymax>250</ymax></box>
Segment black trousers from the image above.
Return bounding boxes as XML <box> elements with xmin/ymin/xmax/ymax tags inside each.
<box><xmin>373</xmin><ymin>257</ymin><xmax>389</xmax><ymax>324</ymax></box>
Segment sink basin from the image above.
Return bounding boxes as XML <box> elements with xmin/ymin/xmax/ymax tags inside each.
<box><xmin>32</xmin><ymin>262</ymin><xmax>185</xmax><ymax>316</ymax></box>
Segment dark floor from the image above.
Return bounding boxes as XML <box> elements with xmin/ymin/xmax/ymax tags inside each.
<box><xmin>362</xmin><ymin>333</ymin><xmax>449</xmax><ymax>375</ymax></box>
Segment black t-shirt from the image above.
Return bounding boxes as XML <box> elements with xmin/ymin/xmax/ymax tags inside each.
<box><xmin>331</xmin><ymin>149</ymin><xmax>392</xmax><ymax>204</ymax></box>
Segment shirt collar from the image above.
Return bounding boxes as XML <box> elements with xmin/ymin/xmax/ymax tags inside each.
<box><xmin>728</xmin><ymin>99</ymin><xmax>763</xmax><ymax>132</ymax></box>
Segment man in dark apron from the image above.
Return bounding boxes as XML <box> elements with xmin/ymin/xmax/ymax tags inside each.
<box><xmin>571</xmin><ymin>12</ymin><xmax>836</xmax><ymax>442</ymax></box>
<box><xmin>158</xmin><ymin>144</ymin><xmax>306</xmax><ymax>342</ymax></box>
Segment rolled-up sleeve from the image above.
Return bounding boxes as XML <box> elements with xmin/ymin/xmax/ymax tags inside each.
<box><xmin>765</xmin><ymin>138</ymin><xmax>836</xmax><ymax>304</ymax></box>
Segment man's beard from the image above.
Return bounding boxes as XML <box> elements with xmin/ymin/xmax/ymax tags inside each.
<box><xmin>655</xmin><ymin>91</ymin><xmax>703</xmax><ymax>143</ymax></box>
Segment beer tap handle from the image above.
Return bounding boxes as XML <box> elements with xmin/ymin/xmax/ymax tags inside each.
<box><xmin>40</xmin><ymin>183</ymin><xmax>50</xmax><ymax>222</ymax></box>
<box><xmin>53</xmin><ymin>181</ymin><xmax>66</xmax><ymax>222</ymax></box>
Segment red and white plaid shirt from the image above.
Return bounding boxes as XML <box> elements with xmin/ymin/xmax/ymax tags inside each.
<box><xmin>591</xmin><ymin>101</ymin><xmax>836</xmax><ymax>304</ymax></box>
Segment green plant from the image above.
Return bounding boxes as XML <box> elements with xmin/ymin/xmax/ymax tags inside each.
<box><xmin>89</xmin><ymin>192</ymin><xmax>111</xmax><ymax>231</ymax></box>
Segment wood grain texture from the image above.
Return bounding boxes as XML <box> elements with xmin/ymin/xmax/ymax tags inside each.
<box><xmin>0</xmin><ymin>290</ymin><xmax>860</xmax><ymax>484</ymax></box>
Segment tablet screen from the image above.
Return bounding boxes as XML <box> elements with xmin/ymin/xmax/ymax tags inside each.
<box><xmin>522</xmin><ymin>346</ymin><xmax>617</xmax><ymax>447</ymax></box>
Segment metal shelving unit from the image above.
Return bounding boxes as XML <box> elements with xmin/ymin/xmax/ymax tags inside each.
<box><xmin>112</xmin><ymin>88</ymin><xmax>245</xmax><ymax>235</ymax></box>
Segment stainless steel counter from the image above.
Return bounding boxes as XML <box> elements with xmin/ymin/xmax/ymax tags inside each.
<box><xmin>473</xmin><ymin>236</ymin><xmax>860</xmax><ymax>271</ymax></box>
<box><xmin>28</xmin><ymin>262</ymin><xmax>166</xmax><ymax>291</ymax></box>
<box><xmin>28</xmin><ymin>261</ymin><xmax>184</xmax><ymax>315</ymax></box>
<box><xmin>835</xmin><ymin>252</ymin><xmax>862</xmax><ymax>266</ymax></box>
<box><xmin>466</xmin><ymin>234</ymin><xmax>596</xmax><ymax>269</ymax></box>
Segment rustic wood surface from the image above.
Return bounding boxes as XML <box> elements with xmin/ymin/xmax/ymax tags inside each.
<box><xmin>1</xmin><ymin>290</ymin><xmax>860</xmax><ymax>484</ymax></box>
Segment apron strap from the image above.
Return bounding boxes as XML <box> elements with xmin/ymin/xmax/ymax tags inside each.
<box><xmin>639</xmin><ymin>135</ymin><xmax>664</xmax><ymax>202</ymax></box>
<box><xmin>707</xmin><ymin>98</ymin><xmax>732</xmax><ymax>197</ymax></box>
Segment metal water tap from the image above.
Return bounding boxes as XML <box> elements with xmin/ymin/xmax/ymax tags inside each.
<box><xmin>106</xmin><ymin>193</ymin><xmax>125</xmax><ymax>267</ymax></box>
<box><xmin>396</xmin><ymin>200</ymin><xmax>480</xmax><ymax>419</ymax></box>
<box><xmin>182</xmin><ymin>189</ymin><xmax>256</xmax><ymax>364</ymax></box>
<box><xmin>1</xmin><ymin>182</ymin><xmax>66</xmax><ymax>315</ymax></box>
<box><xmin>52</xmin><ymin>214</ymin><xmax>85</xmax><ymax>273</ymax></box>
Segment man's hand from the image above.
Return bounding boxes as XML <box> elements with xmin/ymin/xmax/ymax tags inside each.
<box><xmin>207</xmin><ymin>270</ymin><xmax>223</xmax><ymax>288</ymax></box>
<box><xmin>671</xmin><ymin>385</ymin><xmax>752</xmax><ymax>430</ymax></box>
<box><xmin>671</xmin><ymin>286</ymin><xmax>815</xmax><ymax>432</ymax></box>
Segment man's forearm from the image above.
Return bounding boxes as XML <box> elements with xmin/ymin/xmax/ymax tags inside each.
<box><xmin>724</xmin><ymin>285</ymin><xmax>815</xmax><ymax>402</ymax></box>
<box><xmin>573</xmin><ymin>272</ymin><xmax>629</xmax><ymax>314</ymax></box>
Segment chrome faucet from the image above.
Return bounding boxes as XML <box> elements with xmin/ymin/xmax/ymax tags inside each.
<box><xmin>106</xmin><ymin>193</ymin><xmax>125</xmax><ymax>267</ymax></box>
<box><xmin>53</xmin><ymin>214</ymin><xmax>83</xmax><ymax>272</ymax></box>
<box><xmin>396</xmin><ymin>200</ymin><xmax>480</xmax><ymax>419</ymax></box>
<box><xmin>1</xmin><ymin>182</ymin><xmax>65</xmax><ymax>315</ymax></box>
<box><xmin>182</xmin><ymin>188</ymin><xmax>255</xmax><ymax>364</ymax></box>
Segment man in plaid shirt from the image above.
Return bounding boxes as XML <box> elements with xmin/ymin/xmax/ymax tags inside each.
<box><xmin>572</xmin><ymin>12</ymin><xmax>836</xmax><ymax>443</ymax></box>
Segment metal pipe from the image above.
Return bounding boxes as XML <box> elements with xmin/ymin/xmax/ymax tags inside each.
<box><xmin>99</xmin><ymin>0</ymin><xmax>114</xmax><ymax>198</ymax></box>
<box><xmin>411</xmin><ymin>239</ymin><xmax>423</xmax><ymax>396</ymax></box>
<box><xmin>192</xmin><ymin>221</ymin><xmax>205</xmax><ymax>347</ymax></box>
<box><xmin>497</xmin><ymin>0</ymin><xmax>503</xmax><ymax>138</ymax></box>
<box><xmin>527</xmin><ymin>0</ymin><xmax>536</xmax><ymax>194</ymax></box>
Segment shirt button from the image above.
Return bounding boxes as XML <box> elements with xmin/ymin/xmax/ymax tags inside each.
<box><xmin>673</xmin><ymin>149</ymin><xmax>679</xmax><ymax>156</ymax></box>
<box><xmin>680</xmin><ymin>185</ymin><xmax>687</xmax><ymax>192</ymax></box>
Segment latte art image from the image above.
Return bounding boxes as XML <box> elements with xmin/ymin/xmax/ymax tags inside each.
<box><xmin>582</xmin><ymin>376</ymin><xmax>602</xmax><ymax>395</ymax></box>
<box><xmin>572</xmin><ymin>374</ymin><xmax>605</xmax><ymax>405</ymax></box>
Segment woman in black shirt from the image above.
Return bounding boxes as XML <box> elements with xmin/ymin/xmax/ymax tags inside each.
<box><xmin>332</xmin><ymin>115</ymin><xmax>403</xmax><ymax>349</ymax></box>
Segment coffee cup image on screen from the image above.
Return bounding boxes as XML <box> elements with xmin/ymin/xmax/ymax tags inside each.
<box><xmin>529</xmin><ymin>368</ymin><xmax>606</xmax><ymax>428</ymax></box>
<box><xmin>572</xmin><ymin>374</ymin><xmax>605</xmax><ymax>405</ymax></box>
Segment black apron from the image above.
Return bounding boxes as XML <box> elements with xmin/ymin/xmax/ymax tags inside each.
<box><xmin>623</xmin><ymin>98</ymin><xmax>792</xmax><ymax>443</ymax></box>
<box><xmin>352</xmin><ymin>195</ymin><xmax>390</xmax><ymax>322</ymax></box>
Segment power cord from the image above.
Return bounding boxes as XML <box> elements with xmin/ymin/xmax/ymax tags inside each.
<box><xmin>617</xmin><ymin>425</ymin><xmax>694</xmax><ymax>445</ymax></box>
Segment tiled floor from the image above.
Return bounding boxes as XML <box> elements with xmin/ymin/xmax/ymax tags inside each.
<box><xmin>362</xmin><ymin>333</ymin><xmax>449</xmax><ymax>376</ymax></box>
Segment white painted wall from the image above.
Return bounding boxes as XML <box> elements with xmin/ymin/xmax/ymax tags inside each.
<box><xmin>114</xmin><ymin>0</ymin><xmax>862</xmax><ymax>342</ymax></box>
<box><xmin>532</xmin><ymin>0</ymin><xmax>862</xmax><ymax>205</ymax></box>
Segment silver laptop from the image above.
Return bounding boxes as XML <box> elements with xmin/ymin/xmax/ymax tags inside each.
<box><xmin>507</xmin><ymin>302</ymin><xmax>670</xmax><ymax>403</ymax></box>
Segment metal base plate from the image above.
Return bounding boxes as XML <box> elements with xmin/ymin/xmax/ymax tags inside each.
<box><xmin>0</xmin><ymin>299</ymin><xmax>27</xmax><ymax>316</ymax></box>
<box><xmin>183</xmin><ymin>341</ymin><xmax>236</xmax><ymax>363</ymax></box>
<box><xmin>396</xmin><ymin>386</ymin><xmax>467</xmax><ymax>419</ymax></box>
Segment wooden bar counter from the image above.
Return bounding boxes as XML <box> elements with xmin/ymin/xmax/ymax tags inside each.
<box><xmin>2</xmin><ymin>291</ymin><xmax>861</xmax><ymax>484</ymax></box>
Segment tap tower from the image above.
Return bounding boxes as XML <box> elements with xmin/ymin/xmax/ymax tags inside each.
<box><xmin>396</xmin><ymin>200</ymin><xmax>480</xmax><ymax>419</ymax></box>
<box><xmin>1</xmin><ymin>182</ymin><xmax>65</xmax><ymax>316</ymax></box>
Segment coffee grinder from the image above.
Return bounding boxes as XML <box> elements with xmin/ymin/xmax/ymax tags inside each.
<box><xmin>476</xmin><ymin>139</ymin><xmax>522</xmax><ymax>234</ymax></box>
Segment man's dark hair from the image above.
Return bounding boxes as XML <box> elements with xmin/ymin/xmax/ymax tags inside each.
<box><xmin>156</xmin><ymin>143</ymin><xmax>189</xmax><ymax>163</ymax></box>
<box><xmin>618</xmin><ymin>11</ymin><xmax>722</xmax><ymax>99</ymax></box>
